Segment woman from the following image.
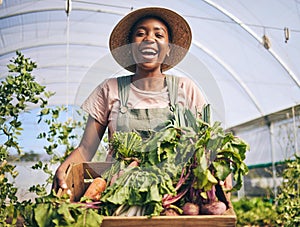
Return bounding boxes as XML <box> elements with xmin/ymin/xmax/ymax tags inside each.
<box><xmin>52</xmin><ymin>7</ymin><xmax>230</xmax><ymax>197</ymax></box>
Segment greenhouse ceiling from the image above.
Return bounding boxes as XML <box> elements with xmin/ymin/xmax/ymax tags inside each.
<box><xmin>1</xmin><ymin>0</ymin><xmax>300</xmax><ymax>129</ymax></box>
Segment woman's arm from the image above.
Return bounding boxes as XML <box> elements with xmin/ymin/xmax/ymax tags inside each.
<box><xmin>52</xmin><ymin>115</ymin><xmax>107</xmax><ymax>193</ymax></box>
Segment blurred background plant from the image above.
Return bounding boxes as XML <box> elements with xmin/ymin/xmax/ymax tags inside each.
<box><xmin>232</xmin><ymin>155</ymin><xmax>299</xmax><ymax>227</ymax></box>
<box><xmin>275</xmin><ymin>155</ymin><xmax>300</xmax><ymax>227</ymax></box>
<box><xmin>0</xmin><ymin>51</ymin><xmax>52</xmax><ymax>225</ymax></box>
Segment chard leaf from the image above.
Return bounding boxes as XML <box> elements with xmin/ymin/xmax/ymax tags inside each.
<box><xmin>143</xmin><ymin>127</ymin><xmax>179</xmax><ymax>165</ymax></box>
<box><xmin>101</xmin><ymin>165</ymin><xmax>176</xmax><ymax>216</ymax></box>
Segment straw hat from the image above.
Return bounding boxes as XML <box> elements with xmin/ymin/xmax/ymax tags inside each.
<box><xmin>109</xmin><ymin>7</ymin><xmax>192</xmax><ymax>72</ymax></box>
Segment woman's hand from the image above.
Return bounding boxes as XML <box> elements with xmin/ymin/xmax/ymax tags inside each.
<box><xmin>51</xmin><ymin>115</ymin><xmax>106</xmax><ymax>196</ymax></box>
<box><xmin>52</xmin><ymin>164</ymin><xmax>71</xmax><ymax>196</ymax></box>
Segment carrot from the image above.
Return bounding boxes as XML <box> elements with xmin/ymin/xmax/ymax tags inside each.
<box><xmin>83</xmin><ymin>177</ymin><xmax>107</xmax><ymax>201</ymax></box>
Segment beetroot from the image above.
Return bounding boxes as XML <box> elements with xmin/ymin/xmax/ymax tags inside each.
<box><xmin>182</xmin><ymin>202</ymin><xmax>199</xmax><ymax>215</ymax></box>
<box><xmin>200</xmin><ymin>201</ymin><xmax>227</xmax><ymax>215</ymax></box>
<box><xmin>162</xmin><ymin>208</ymin><xmax>180</xmax><ymax>216</ymax></box>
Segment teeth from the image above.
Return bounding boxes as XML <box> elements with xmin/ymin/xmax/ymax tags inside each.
<box><xmin>141</xmin><ymin>48</ymin><xmax>157</xmax><ymax>54</ymax></box>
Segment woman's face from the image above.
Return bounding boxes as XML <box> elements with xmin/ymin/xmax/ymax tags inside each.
<box><xmin>130</xmin><ymin>18</ymin><xmax>170</xmax><ymax>72</ymax></box>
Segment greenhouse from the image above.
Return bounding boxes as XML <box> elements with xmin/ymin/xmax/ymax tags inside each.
<box><xmin>1</xmin><ymin>0</ymin><xmax>299</xmax><ymax>226</ymax></box>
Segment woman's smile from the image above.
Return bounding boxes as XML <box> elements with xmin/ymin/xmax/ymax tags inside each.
<box><xmin>140</xmin><ymin>47</ymin><xmax>158</xmax><ymax>59</ymax></box>
<box><xmin>139</xmin><ymin>46</ymin><xmax>158</xmax><ymax>61</ymax></box>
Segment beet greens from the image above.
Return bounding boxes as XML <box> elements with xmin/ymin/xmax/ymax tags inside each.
<box><xmin>102</xmin><ymin>109</ymin><xmax>249</xmax><ymax>216</ymax></box>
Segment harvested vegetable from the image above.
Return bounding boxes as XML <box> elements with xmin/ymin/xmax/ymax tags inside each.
<box><xmin>182</xmin><ymin>202</ymin><xmax>199</xmax><ymax>215</ymax></box>
<box><xmin>97</xmin><ymin>108</ymin><xmax>249</xmax><ymax>217</ymax></box>
<box><xmin>200</xmin><ymin>201</ymin><xmax>227</xmax><ymax>215</ymax></box>
<box><xmin>162</xmin><ymin>208</ymin><xmax>180</xmax><ymax>216</ymax></box>
<box><xmin>100</xmin><ymin>165</ymin><xmax>176</xmax><ymax>216</ymax></box>
<box><xmin>83</xmin><ymin>177</ymin><xmax>107</xmax><ymax>201</ymax></box>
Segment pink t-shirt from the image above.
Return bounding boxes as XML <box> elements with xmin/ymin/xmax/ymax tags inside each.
<box><xmin>81</xmin><ymin>76</ymin><xmax>206</xmax><ymax>138</ymax></box>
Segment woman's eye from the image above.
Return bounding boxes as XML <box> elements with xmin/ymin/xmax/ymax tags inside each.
<box><xmin>156</xmin><ymin>33</ymin><xmax>164</xmax><ymax>38</ymax></box>
<box><xmin>135</xmin><ymin>31</ymin><xmax>145</xmax><ymax>37</ymax></box>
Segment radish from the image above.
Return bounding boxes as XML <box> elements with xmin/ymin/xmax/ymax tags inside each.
<box><xmin>182</xmin><ymin>202</ymin><xmax>199</xmax><ymax>215</ymax></box>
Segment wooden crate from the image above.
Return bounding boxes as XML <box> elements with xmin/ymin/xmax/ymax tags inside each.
<box><xmin>64</xmin><ymin>162</ymin><xmax>237</xmax><ymax>227</ymax></box>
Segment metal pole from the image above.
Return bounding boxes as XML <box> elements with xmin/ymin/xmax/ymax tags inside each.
<box><xmin>269</xmin><ymin>122</ymin><xmax>278</xmax><ymax>197</ymax></box>
<box><xmin>292</xmin><ymin>106</ymin><xmax>299</xmax><ymax>155</ymax></box>
<box><xmin>65</xmin><ymin>0</ymin><xmax>72</xmax><ymax>118</ymax></box>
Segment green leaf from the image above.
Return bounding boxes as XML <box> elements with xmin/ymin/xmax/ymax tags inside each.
<box><xmin>57</xmin><ymin>202</ymin><xmax>76</xmax><ymax>224</ymax></box>
<box><xmin>74</xmin><ymin>208</ymin><xmax>103</xmax><ymax>227</ymax></box>
<box><xmin>33</xmin><ymin>203</ymin><xmax>55</xmax><ymax>227</ymax></box>
<box><xmin>111</xmin><ymin>132</ymin><xmax>143</xmax><ymax>161</ymax></box>
<box><xmin>212</xmin><ymin>161</ymin><xmax>231</xmax><ymax>181</ymax></box>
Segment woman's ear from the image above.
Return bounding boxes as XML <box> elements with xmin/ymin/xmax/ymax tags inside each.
<box><xmin>166</xmin><ymin>44</ymin><xmax>171</xmax><ymax>57</ymax></box>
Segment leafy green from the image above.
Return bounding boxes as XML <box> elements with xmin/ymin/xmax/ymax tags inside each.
<box><xmin>110</xmin><ymin>131</ymin><xmax>143</xmax><ymax>162</ymax></box>
<box><xmin>105</xmin><ymin>110</ymin><xmax>249</xmax><ymax>215</ymax></box>
<box><xmin>192</xmin><ymin>119</ymin><xmax>249</xmax><ymax>193</ymax></box>
<box><xmin>32</xmin><ymin>192</ymin><xmax>103</xmax><ymax>226</ymax></box>
<box><xmin>101</xmin><ymin>165</ymin><xmax>176</xmax><ymax>216</ymax></box>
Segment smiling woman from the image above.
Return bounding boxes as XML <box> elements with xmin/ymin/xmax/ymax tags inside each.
<box><xmin>51</xmin><ymin>7</ymin><xmax>233</xmax><ymax>213</ymax></box>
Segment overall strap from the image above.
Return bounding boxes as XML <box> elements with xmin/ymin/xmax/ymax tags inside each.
<box><xmin>166</xmin><ymin>75</ymin><xmax>187</xmax><ymax>127</ymax></box>
<box><xmin>166</xmin><ymin>75</ymin><xmax>179</xmax><ymax>107</ymax></box>
<box><xmin>117</xmin><ymin>75</ymin><xmax>131</xmax><ymax>108</ymax></box>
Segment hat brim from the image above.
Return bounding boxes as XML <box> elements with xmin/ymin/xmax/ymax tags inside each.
<box><xmin>109</xmin><ymin>7</ymin><xmax>192</xmax><ymax>73</ymax></box>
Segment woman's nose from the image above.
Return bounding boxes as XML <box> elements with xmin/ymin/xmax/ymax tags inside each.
<box><xmin>143</xmin><ymin>33</ymin><xmax>155</xmax><ymax>42</ymax></box>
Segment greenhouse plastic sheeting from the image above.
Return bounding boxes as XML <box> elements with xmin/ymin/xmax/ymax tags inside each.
<box><xmin>0</xmin><ymin>0</ymin><xmax>299</xmax><ymax>165</ymax></box>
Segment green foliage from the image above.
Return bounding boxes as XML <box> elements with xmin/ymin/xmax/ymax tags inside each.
<box><xmin>101</xmin><ymin>165</ymin><xmax>175</xmax><ymax>216</ymax></box>
<box><xmin>103</xmin><ymin>114</ymin><xmax>249</xmax><ymax>216</ymax></box>
<box><xmin>111</xmin><ymin>131</ymin><xmax>143</xmax><ymax>162</ymax></box>
<box><xmin>276</xmin><ymin>155</ymin><xmax>300</xmax><ymax>227</ymax></box>
<box><xmin>28</xmin><ymin>192</ymin><xmax>103</xmax><ymax>226</ymax></box>
<box><xmin>191</xmin><ymin>120</ymin><xmax>249</xmax><ymax>193</ymax></box>
<box><xmin>0</xmin><ymin>52</ymin><xmax>89</xmax><ymax>226</ymax></box>
<box><xmin>0</xmin><ymin>51</ymin><xmax>53</xmax><ymax>225</ymax></box>
<box><xmin>233</xmin><ymin>156</ymin><xmax>300</xmax><ymax>227</ymax></box>
<box><xmin>232</xmin><ymin>197</ymin><xmax>278</xmax><ymax>226</ymax></box>
<box><xmin>29</xmin><ymin>106</ymin><xmax>86</xmax><ymax>196</ymax></box>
